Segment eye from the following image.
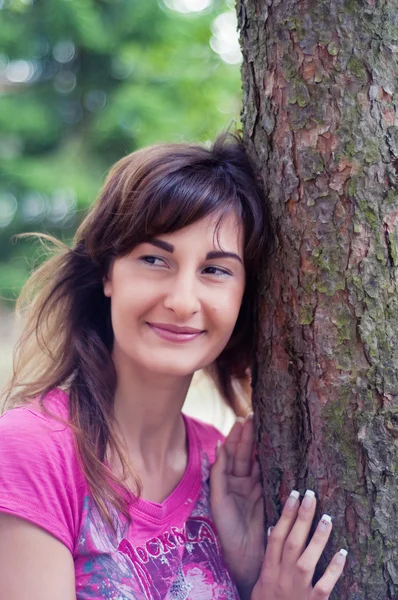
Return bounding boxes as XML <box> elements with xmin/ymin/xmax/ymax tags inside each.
<box><xmin>139</xmin><ymin>255</ymin><xmax>168</xmax><ymax>267</ymax></box>
<box><xmin>202</xmin><ymin>266</ymin><xmax>232</xmax><ymax>278</ymax></box>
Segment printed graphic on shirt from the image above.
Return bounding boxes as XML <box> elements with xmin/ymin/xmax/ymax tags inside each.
<box><xmin>118</xmin><ymin>516</ymin><xmax>231</xmax><ymax>599</ymax></box>
<box><xmin>75</xmin><ymin>452</ymin><xmax>239</xmax><ymax>600</ymax></box>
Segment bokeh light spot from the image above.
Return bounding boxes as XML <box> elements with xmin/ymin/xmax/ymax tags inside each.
<box><xmin>21</xmin><ymin>192</ymin><xmax>46</xmax><ymax>222</ymax></box>
<box><xmin>53</xmin><ymin>40</ymin><xmax>76</xmax><ymax>64</ymax></box>
<box><xmin>163</xmin><ymin>0</ymin><xmax>212</xmax><ymax>14</ymax></box>
<box><xmin>210</xmin><ymin>11</ymin><xmax>241</xmax><ymax>64</ymax></box>
<box><xmin>0</xmin><ymin>194</ymin><xmax>17</xmax><ymax>228</ymax></box>
<box><xmin>6</xmin><ymin>60</ymin><xmax>35</xmax><ymax>83</ymax></box>
<box><xmin>54</xmin><ymin>71</ymin><xmax>77</xmax><ymax>94</ymax></box>
<box><xmin>84</xmin><ymin>90</ymin><xmax>107</xmax><ymax>113</ymax></box>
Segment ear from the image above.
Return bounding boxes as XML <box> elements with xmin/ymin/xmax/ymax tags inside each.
<box><xmin>103</xmin><ymin>276</ymin><xmax>112</xmax><ymax>298</ymax></box>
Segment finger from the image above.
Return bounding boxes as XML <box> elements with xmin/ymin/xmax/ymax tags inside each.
<box><xmin>209</xmin><ymin>442</ymin><xmax>228</xmax><ymax>505</ymax></box>
<box><xmin>249</xmin><ymin>481</ymin><xmax>264</xmax><ymax>509</ymax></box>
<box><xmin>226</xmin><ymin>475</ymin><xmax>254</xmax><ymax>496</ymax></box>
<box><xmin>310</xmin><ymin>549</ymin><xmax>347</xmax><ymax>600</ymax></box>
<box><xmin>281</xmin><ymin>489</ymin><xmax>317</xmax><ymax>566</ymax></box>
<box><xmin>224</xmin><ymin>419</ymin><xmax>244</xmax><ymax>474</ymax></box>
<box><xmin>233</xmin><ymin>417</ymin><xmax>254</xmax><ymax>477</ymax></box>
<box><xmin>295</xmin><ymin>514</ymin><xmax>333</xmax><ymax>586</ymax></box>
<box><xmin>253</xmin><ymin>490</ymin><xmax>264</xmax><ymax>523</ymax></box>
<box><xmin>226</xmin><ymin>472</ymin><xmax>262</xmax><ymax>504</ymax></box>
<box><xmin>251</xmin><ymin>489</ymin><xmax>265</xmax><ymax>544</ymax></box>
<box><xmin>251</xmin><ymin>459</ymin><xmax>261</xmax><ymax>483</ymax></box>
<box><xmin>263</xmin><ymin>489</ymin><xmax>300</xmax><ymax>568</ymax></box>
<box><xmin>225</xmin><ymin>418</ymin><xmax>244</xmax><ymax>445</ymax></box>
<box><xmin>223</xmin><ymin>460</ymin><xmax>260</xmax><ymax>497</ymax></box>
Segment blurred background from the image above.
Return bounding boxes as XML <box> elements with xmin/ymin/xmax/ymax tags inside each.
<box><xmin>0</xmin><ymin>0</ymin><xmax>242</xmax><ymax>428</ymax></box>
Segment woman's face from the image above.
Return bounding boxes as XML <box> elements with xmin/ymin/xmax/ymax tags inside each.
<box><xmin>103</xmin><ymin>211</ymin><xmax>245</xmax><ymax>378</ymax></box>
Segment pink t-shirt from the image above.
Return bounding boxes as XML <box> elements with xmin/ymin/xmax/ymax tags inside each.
<box><xmin>0</xmin><ymin>389</ymin><xmax>239</xmax><ymax>600</ymax></box>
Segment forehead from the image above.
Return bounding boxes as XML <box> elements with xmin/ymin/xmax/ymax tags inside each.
<box><xmin>157</xmin><ymin>211</ymin><xmax>243</xmax><ymax>253</ymax></box>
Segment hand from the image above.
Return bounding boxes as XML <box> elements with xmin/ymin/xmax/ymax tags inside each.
<box><xmin>252</xmin><ymin>490</ymin><xmax>347</xmax><ymax>600</ymax></box>
<box><xmin>210</xmin><ymin>417</ymin><xmax>265</xmax><ymax>599</ymax></box>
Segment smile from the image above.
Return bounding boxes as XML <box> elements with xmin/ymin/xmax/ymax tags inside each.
<box><xmin>147</xmin><ymin>323</ymin><xmax>205</xmax><ymax>343</ymax></box>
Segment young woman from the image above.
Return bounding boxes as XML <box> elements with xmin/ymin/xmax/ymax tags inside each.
<box><xmin>0</xmin><ymin>134</ymin><xmax>346</xmax><ymax>599</ymax></box>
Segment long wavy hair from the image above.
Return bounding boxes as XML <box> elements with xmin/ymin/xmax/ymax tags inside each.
<box><xmin>3</xmin><ymin>133</ymin><xmax>273</xmax><ymax>526</ymax></box>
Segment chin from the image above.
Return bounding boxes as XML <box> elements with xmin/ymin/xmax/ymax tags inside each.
<box><xmin>140</xmin><ymin>355</ymin><xmax>212</xmax><ymax>378</ymax></box>
<box><xmin>147</xmin><ymin>362</ymin><xmax>202</xmax><ymax>377</ymax></box>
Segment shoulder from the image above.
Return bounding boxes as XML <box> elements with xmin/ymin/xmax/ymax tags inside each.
<box><xmin>0</xmin><ymin>387</ymin><xmax>81</xmax><ymax>490</ymax></box>
<box><xmin>0</xmin><ymin>388</ymin><xmax>74</xmax><ymax>451</ymax></box>
<box><xmin>0</xmin><ymin>389</ymin><xmax>84</xmax><ymax>552</ymax></box>
<box><xmin>1</xmin><ymin>387</ymin><xmax>69</xmax><ymax>422</ymax></box>
<box><xmin>184</xmin><ymin>413</ymin><xmax>225</xmax><ymax>443</ymax></box>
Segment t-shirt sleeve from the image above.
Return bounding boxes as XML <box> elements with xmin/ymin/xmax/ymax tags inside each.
<box><xmin>0</xmin><ymin>405</ymin><xmax>81</xmax><ymax>554</ymax></box>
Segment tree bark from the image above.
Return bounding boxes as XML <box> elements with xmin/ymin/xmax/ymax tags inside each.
<box><xmin>238</xmin><ymin>1</ymin><xmax>398</xmax><ymax>598</ymax></box>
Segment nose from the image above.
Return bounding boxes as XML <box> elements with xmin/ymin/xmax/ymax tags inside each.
<box><xmin>163</xmin><ymin>272</ymin><xmax>201</xmax><ymax>319</ymax></box>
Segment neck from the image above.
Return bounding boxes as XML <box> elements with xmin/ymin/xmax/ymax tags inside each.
<box><xmin>111</xmin><ymin>346</ymin><xmax>193</xmax><ymax>468</ymax></box>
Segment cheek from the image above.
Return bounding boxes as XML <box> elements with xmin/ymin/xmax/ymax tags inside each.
<box><xmin>108</xmin><ymin>286</ymin><xmax>138</xmax><ymax>329</ymax></box>
<box><xmin>211</xmin><ymin>294</ymin><xmax>243</xmax><ymax>331</ymax></box>
<box><xmin>112</xmin><ymin>279</ymin><xmax>148</xmax><ymax>309</ymax></box>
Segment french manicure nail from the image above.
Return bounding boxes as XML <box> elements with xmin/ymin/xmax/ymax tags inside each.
<box><xmin>302</xmin><ymin>489</ymin><xmax>315</xmax><ymax>509</ymax></box>
<box><xmin>285</xmin><ymin>489</ymin><xmax>300</xmax><ymax>509</ymax></box>
<box><xmin>336</xmin><ymin>548</ymin><xmax>348</xmax><ymax>564</ymax></box>
<box><xmin>318</xmin><ymin>514</ymin><xmax>332</xmax><ymax>532</ymax></box>
<box><xmin>267</xmin><ymin>526</ymin><xmax>274</xmax><ymax>536</ymax></box>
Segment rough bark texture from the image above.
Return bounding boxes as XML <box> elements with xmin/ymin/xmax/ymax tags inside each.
<box><xmin>238</xmin><ymin>1</ymin><xmax>398</xmax><ymax>598</ymax></box>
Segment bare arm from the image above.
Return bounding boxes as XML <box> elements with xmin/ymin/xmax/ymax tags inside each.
<box><xmin>0</xmin><ymin>513</ymin><xmax>76</xmax><ymax>600</ymax></box>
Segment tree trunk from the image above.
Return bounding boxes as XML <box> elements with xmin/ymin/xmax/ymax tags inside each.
<box><xmin>238</xmin><ymin>1</ymin><xmax>398</xmax><ymax>598</ymax></box>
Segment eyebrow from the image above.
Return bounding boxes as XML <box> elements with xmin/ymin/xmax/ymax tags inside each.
<box><xmin>149</xmin><ymin>239</ymin><xmax>174</xmax><ymax>253</ymax></box>
<box><xmin>148</xmin><ymin>239</ymin><xmax>243</xmax><ymax>265</ymax></box>
<box><xmin>206</xmin><ymin>250</ymin><xmax>243</xmax><ymax>265</ymax></box>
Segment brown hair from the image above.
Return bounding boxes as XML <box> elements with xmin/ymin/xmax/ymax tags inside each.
<box><xmin>3</xmin><ymin>133</ymin><xmax>273</xmax><ymax>525</ymax></box>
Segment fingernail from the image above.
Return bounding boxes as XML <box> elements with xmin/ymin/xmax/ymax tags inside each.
<box><xmin>285</xmin><ymin>489</ymin><xmax>300</xmax><ymax>509</ymax></box>
<box><xmin>318</xmin><ymin>514</ymin><xmax>332</xmax><ymax>532</ymax></box>
<box><xmin>267</xmin><ymin>526</ymin><xmax>274</xmax><ymax>537</ymax></box>
<box><xmin>336</xmin><ymin>548</ymin><xmax>348</xmax><ymax>565</ymax></box>
<box><xmin>302</xmin><ymin>489</ymin><xmax>315</xmax><ymax>509</ymax></box>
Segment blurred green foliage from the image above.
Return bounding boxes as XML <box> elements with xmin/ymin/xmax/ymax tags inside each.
<box><xmin>0</xmin><ymin>0</ymin><xmax>241</xmax><ymax>301</ymax></box>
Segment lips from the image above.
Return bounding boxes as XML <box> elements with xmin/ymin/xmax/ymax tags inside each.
<box><xmin>147</xmin><ymin>322</ymin><xmax>205</xmax><ymax>343</ymax></box>
<box><xmin>149</xmin><ymin>323</ymin><xmax>204</xmax><ymax>334</ymax></box>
